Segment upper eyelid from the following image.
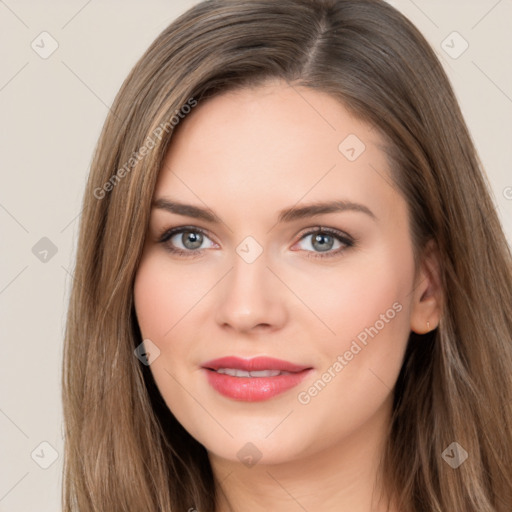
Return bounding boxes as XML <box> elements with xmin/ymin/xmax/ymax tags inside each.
<box><xmin>158</xmin><ymin>225</ymin><xmax>215</xmax><ymax>243</ymax></box>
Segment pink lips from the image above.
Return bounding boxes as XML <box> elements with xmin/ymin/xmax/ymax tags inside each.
<box><xmin>201</xmin><ymin>356</ymin><xmax>313</xmax><ymax>402</ymax></box>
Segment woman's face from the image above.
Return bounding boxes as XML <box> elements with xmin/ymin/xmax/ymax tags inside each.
<box><xmin>134</xmin><ymin>81</ymin><xmax>434</xmax><ymax>466</ymax></box>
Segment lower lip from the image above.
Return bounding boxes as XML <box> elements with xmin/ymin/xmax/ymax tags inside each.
<box><xmin>203</xmin><ymin>368</ymin><xmax>312</xmax><ymax>401</ymax></box>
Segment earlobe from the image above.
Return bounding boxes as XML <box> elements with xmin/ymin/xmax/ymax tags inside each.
<box><xmin>410</xmin><ymin>239</ymin><xmax>443</xmax><ymax>335</ymax></box>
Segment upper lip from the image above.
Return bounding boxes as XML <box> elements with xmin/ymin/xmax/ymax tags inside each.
<box><xmin>202</xmin><ymin>356</ymin><xmax>311</xmax><ymax>373</ymax></box>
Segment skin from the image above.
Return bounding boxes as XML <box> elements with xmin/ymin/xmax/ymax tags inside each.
<box><xmin>133</xmin><ymin>80</ymin><xmax>442</xmax><ymax>512</ymax></box>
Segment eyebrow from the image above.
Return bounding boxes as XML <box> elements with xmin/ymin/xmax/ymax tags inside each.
<box><xmin>152</xmin><ymin>198</ymin><xmax>376</xmax><ymax>224</ymax></box>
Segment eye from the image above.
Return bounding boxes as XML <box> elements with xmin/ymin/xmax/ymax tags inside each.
<box><xmin>293</xmin><ymin>227</ymin><xmax>355</xmax><ymax>259</ymax></box>
<box><xmin>157</xmin><ymin>225</ymin><xmax>355</xmax><ymax>260</ymax></box>
<box><xmin>158</xmin><ymin>226</ymin><xmax>217</xmax><ymax>257</ymax></box>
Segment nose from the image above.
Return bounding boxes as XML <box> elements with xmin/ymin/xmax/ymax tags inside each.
<box><xmin>214</xmin><ymin>248</ymin><xmax>288</xmax><ymax>334</ymax></box>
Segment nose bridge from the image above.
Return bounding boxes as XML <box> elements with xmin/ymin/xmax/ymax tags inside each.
<box><xmin>215</xmin><ymin>243</ymin><xmax>287</xmax><ymax>331</ymax></box>
<box><xmin>231</xmin><ymin>246</ymin><xmax>269</xmax><ymax>294</ymax></box>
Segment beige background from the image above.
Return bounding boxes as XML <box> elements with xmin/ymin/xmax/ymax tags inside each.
<box><xmin>1</xmin><ymin>0</ymin><xmax>511</xmax><ymax>510</ymax></box>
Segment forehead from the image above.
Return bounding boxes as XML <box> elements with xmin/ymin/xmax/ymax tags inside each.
<box><xmin>154</xmin><ymin>82</ymin><xmax>401</xmax><ymax>224</ymax></box>
<box><xmin>163</xmin><ymin>82</ymin><xmax>381</xmax><ymax>166</ymax></box>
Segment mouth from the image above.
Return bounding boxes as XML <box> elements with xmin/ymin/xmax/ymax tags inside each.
<box><xmin>201</xmin><ymin>356</ymin><xmax>313</xmax><ymax>401</ymax></box>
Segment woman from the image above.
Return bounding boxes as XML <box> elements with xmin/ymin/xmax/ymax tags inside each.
<box><xmin>62</xmin><ymin>0</ymin><xmax>512</xmax><ymax>510</ymax></box>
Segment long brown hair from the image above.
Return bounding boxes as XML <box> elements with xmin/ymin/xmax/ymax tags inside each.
<box><xmin>62</xmin><ymin>0</ymin><xmax>512</xmax><ymax>510</ymax></box>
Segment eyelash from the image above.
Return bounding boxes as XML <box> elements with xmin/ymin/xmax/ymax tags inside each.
<box><xmin>156</xmin><ymin>225</ymin><xmax>356</xmax><ymax>260</ymax></box>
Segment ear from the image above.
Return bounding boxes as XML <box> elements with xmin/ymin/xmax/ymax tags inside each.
<box><xmin>410</xmin><ymin>239</ymin><xmax>443</xmax><ymax>334</ymax></box>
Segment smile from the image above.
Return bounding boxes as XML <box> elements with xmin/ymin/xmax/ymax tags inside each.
<box><xmin>201</xmin><ymin>356</ymin><xmax>313</xmax><ymax>401</ymax></box>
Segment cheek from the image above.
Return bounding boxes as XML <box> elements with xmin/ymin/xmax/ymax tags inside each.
<box><xmin>133</xmin><ymin>253</ymin><xmax>218</xmax><ymax>399</ymax></box>
<box><xmin>133</xmin><ymin>254</ymin><xmax>208</xmax><ymax>340</ymax></box>
<box><xmin>294</xmin><ymin>254</ymin><xmax>413</xmax><ymax>346</ymax></box>
<box><xmin>133</xmin><ymin>257</ymin><xmax>196</xmax><ymax>414</ymax></box>
<box><xmin>293</xmin><ymin>262</ymin><xmax>413</xmax><ymax>446</ymax></box>
<box><xmin>133</xmin><ymin>261</ymin><xmax>173</xmax><ymax>340</ymax></box>
<box><xmin>307</xmin><ymin>244</ymin><xmax>415</xmax><ymax>385</ymax></box>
